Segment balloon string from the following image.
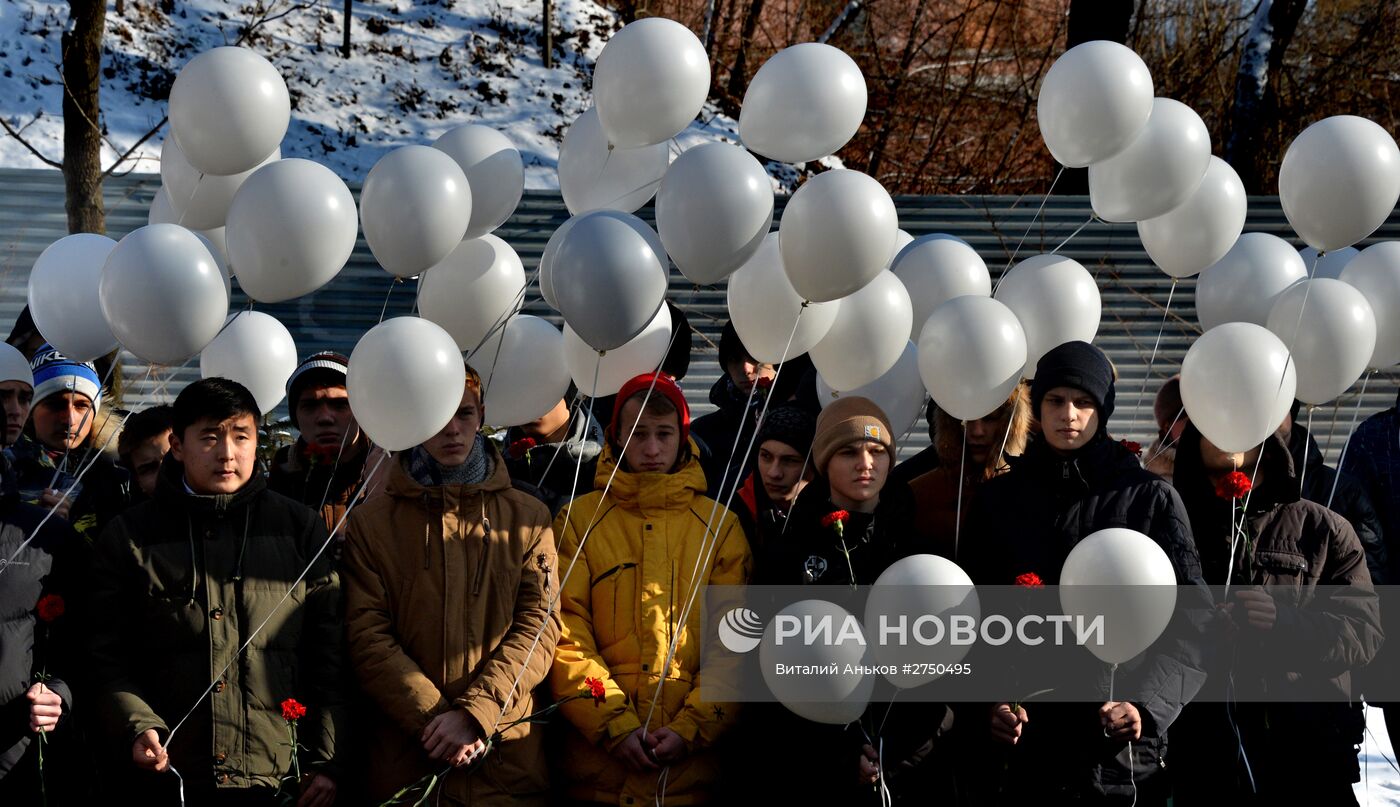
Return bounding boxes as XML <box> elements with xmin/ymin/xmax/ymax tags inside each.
<box><xmin>1298</xmin><ymin>405</ymin><xmax>1314</xmax><ymax>499</ymax></box>
<box><xmin>0</xmin><ymin>366</ymin><xmax>153</xmax><ymax>577</ymax></box>
<box><xmin>993</xmin><ymin>165</ymin><xmax>1065</xmax><ymax>295</ymax></box>
<box><xmin>1049</xmin><ymin>214</ymin><xmax>1095</xmax><ymax>255</ymax></box>
<box><xmin>955</xmin><ymin>421</ymin><xmax>967</xmax><ymax>562</ymax></box>
<box><xmin>174</xmin><ymin>173</ymin><xmax>203</xmax><ymax>228</ymax></box>
<box><xmin>1142</xmin><ymin>405</ymin><xmax>1185</xmax><ymax>469</ymax></box>
<box><xmin>378</xmin><ymin>277</ymin><xmax>399</xmax><ymax>324</ymax></box>
<box><xmin>1224</xmin><ymin>444</ymin><xmax>1266</xmax><ymax>598</ymax></box>
<box><xmin>1327</xmin><ymin>370</ymin><xmax>1373</xmax><ymax>512</ymax></box>
<box><xmin>167</xmin><ymin>450</ymin><xmax>391</xmax><ymax>746</ymax></box>
<box><xmin>640</xmin><ymin>305</ymin><xmax>808</xmax><ymax>737</ymax></box>
<box><xmin>1134</xmin><ymin>280</ymin><xmax>1177</xmax><ymax>445</ymax></box>
<box><xmin>488</xmin><ymin>323</ymin><xmax>681</xmax><ymax>734</ymax></box>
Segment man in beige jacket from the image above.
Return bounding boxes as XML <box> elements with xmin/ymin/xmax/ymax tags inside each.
<box><xmin>343</xmin><ymin>366</ymin><xmax>561</xmax><ymax>805</ymax></box>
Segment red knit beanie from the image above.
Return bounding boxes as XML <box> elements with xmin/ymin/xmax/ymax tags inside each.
<box><xmin>610</xmin><ymin>372</ymin><xmax>691</xmax><ymax>445</ymax></box>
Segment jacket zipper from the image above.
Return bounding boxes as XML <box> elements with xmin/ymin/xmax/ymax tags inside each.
<box><xmin>473</xmin><ymin>504</ymin><xmax>491</xmax><ymax>597</ymax></box>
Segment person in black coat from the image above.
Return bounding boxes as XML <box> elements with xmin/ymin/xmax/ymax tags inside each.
<box><xmin>1169</xmin><ymin>421</ymin><xmax>1381</xmax><ymax>806</ymax></box>
<box><xmin>962</xmin><ymin>341</ymin><xmax>1207</xmax><ymax>806</ymax></box>
<box><xmin>0</xmin><ymin>451</ymin><xmax>86</xmax><ymax>803</ymax></box>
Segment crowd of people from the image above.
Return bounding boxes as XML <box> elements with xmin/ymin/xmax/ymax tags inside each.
<box><xmin>0</xmin><ymin>309</ymin><xmax>1394</xmax><ymax>806</ymax></box>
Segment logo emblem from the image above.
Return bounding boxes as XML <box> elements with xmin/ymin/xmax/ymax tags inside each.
<box><xmin>864</xmin><ymin>424</ymin><xmax>881</xmax><ymax>440</ymax></box>
<box><xmin>717</xmin><ymin>607</ymin><xmax>765</xmax><ymax>654</ymax></box>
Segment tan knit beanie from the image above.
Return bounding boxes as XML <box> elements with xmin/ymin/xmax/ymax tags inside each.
<box><xmin>812</xmin><ymin>396</ymin><xmax>896</xmax><ymax>471</ymax></box>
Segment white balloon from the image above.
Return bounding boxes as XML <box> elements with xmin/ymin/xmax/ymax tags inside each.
<box><xmin>1088</xmin><ymin>98</ymin><xmax>1212</xmax><ymax>223</ymax></box>
<box><xmin>780</xmin><ymin>169</ymin><xmax>898</xmax><ymax>302</ymax></box>
<box><xmin>1137</xmin><ymin>156</ymin><xmax>1247</xmax><ymax>279</ymax></box>
<box><xmin>467</xmin><ymin>315</ymin><xmax>572</xmax><ymax>428</ymax></box>
<box><xmin>1180</xmin><ymin>322</ymin><xmax>1296</xmax><ymax>453</ymax></box>
<box><xmin>918</xmin><ymin>296</ymin><xmax>1028</xmax><ymax>421</ymax></box>
<box><xmin>656</xmin><ymin>143</ymin><xmax>774</xmax><ymax>285</ymax></box>
<box><xmin>553</xmin><ymin>211</ymin><xmax>669</xmax><ymax>352</ymax></box>
<box><xmin>432</xmin><ymin>125</ymin><xmax>524</xmax><ymax>239</ymax></box>
<box><xmin>99</xmin><ymin>224</ymin><xmax>230</xmax><ymax>365</ymax></box>
<box><xmin>817</xmin><ymin>341</ymin><xmax>926</xmax><ymax>438</ymax></box>
<box><xmin>727</xmin><ymin>234</ymin><xmax>839</xmax><ymax>363</ymax></box>
<box><xmin>148</xmin><ymin>187</ymin><xmax>177</xmax><ymax>225</ymax></box>
<box><xmin>226</xmin><ymin>159</ymin><xmax>359</xmax><ymax>303</ymax></box>
<box><xmin>558</xmin><ymin>107</ymin><xmax>669</xmax><ymax>215</ymax></box>
<box><xmin>866</xmin><ymin>554</ymin><xmax>979</xmax><ymax>689</ymax></box>
<box><xmin>1297</xmin><ymin>246</ymin><xmax>1358</xmax><ymax>281</ymax></box>
<box><xmin>1265</xmin><ymin>279</ymin><xmax>1377</xmax><ymax>405</ymax></box>
<box><xmin>809</xmin><ymin>270</ymin><xmax>912</xmax><ymax>390</ymax></box>
<box><xmin>361</xmin><ymin>145</ymin><xmax>472</xmax><ymax>278</ymax></box>
<box><xmin>993</xmin><ymin>254</ymin><xmax>1101</xmax><ymax>377</ymax></box>
<box><xmin>1195</xmin><ymin>233</ymin><xmax>1308</xmax><ymax>331</ymax></box>
<box><xmin>892</xmin><ymin>235</ymin><xmax>991</xmax><ymax>341</ymax></box>
<box><xmin>1340</xmin><ymin>241</ymin><xmax>1400</xmax><ymax>368</ymax></box>
<box><xmin>417</xmin><ymin>235</ymin><xmax>527</xmax><ymax>353</ymax></box>
<box><xmin>199</xmin><ymin>311</ymin><xmax>298</xmax><ymax>415</ymax></box>
<box><xmin>1060</xmin><ymin>528</ymin><xmax>1177</xmax><ymax>666</ymax></box>
<box><xmin>760</xmin><ymin>600</ymin><xmax>870</xmax><ymax>724</ymax></box>
<box><xmin>565</xmin><ymin>303</ymin><xmax>672</xmax><ymax>398</ymax></box>
<box><xmin>593</xmin><ymin>18</ymin><xmax>710</xmax><ymax>149</ymax></box>
<box><xmin>168</xmin><ymin>47</ymin><xmax>290</xmax><ymax>176</ymax></box>
<box><xmin>28</xmin><ymin>234</ymin><xmax>119</xmax><ymax>362</ymax></box>
<box><xmin>1279</xmin><ymin>115</ymin><xmax>1400</xmax><ymax>252</ymax></box>
<box><xmin>541</xmin><ymin>213</ymin><xmax>669</xmax><ymax>314</ymax></box>
<box><xmin>739</xmin><ymin>43</ymin><xmax>868</xmax><ymax>164</ymax></box>
<box><xmin>160</xmin><ymin>136</ymin><xmax>279</xmax><ymax>231</ymax></box>
<box><xmin>191</xmin><ymin>229</ymin><xmax>233</xmax><ymax>296</ymax></box>
<box><xmin>1037</xmin><ymin>40</ymin><xmax>1154</xmax><ymax>168</ymax></box>
<box><xmin>348</xmin><ymin>317</ymin><xmax>466</xmax><ymax>451</ymax></box>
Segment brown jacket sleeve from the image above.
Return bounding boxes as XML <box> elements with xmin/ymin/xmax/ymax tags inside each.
<box><xmin>342</xmin><ymin>514</ymin><xmax>451</xmax><ymax>734</ymax></box>
<box><xmin>455</xmin><ymin>518</ymin><xmax>562</xmax><ymax>735</ymax></box>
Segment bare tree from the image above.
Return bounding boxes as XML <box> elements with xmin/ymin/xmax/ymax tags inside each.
<box><xmin>1226</xmin><ymin>0</ymin><xmax>1308</xmax><ymax>192</ymax></box>
<box><xmin>1057</xmin><ymin>0</ymin><xmax>1134</xmax><ymax>193</ymax></box>
<box><xmin>62</xmin><ymin>0</ymin><xmax>107</xmax><ymax>234</ymax></box>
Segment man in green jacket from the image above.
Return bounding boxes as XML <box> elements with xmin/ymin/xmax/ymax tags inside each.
<box><xmin>89</xmin><ymin>377</ymin><xmax>346</xmax><ymax>805</ymax></box>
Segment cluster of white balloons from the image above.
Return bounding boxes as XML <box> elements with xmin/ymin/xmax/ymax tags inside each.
<box><xmin>765</xmin><ymin>528</ymin><xmax>1176</xmax><ymax>725</ymax></box>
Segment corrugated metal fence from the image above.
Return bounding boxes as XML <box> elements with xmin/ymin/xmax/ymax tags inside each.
<box><xmin>1</xmin><ymin>167</ymin><xmax>1396</xmax><ymax>463</ymax></box>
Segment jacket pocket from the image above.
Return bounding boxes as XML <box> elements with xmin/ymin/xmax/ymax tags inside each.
<box><xmin>591</xmin><ymin>562</ymin><xmax>637</xmax><ymax>654</ymax></box>
<box><xmin>1256</xmin><ymin>550</ymin><xmax>1309</xmax><ymax>584</ymax></box>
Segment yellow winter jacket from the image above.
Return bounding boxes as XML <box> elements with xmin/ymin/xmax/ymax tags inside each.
<box><xmin>550</xmin><ymin>441</ymin><xmax>752</xmax><ymax>805</ymax></box>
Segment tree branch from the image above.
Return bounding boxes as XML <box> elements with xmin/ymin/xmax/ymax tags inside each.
<box><xmin>0</xmin><ymin>115</ymin><xmax>63</xmax><ymax>168</ymax></box>
<box><xmin>101</xmin><ymin>116</ymin><xmax>166</xmax><ymax>178</ymax></box>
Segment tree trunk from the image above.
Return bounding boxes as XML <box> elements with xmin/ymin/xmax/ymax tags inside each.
<box><xmin>543</xmin><ymin>0</ymin><xmax>553</xmax><ymax>68</ymax></box>
<box><xmin>342</xmin><ymin>0</ymin><xmax>351</xmax><ymax>58</ymax></box>
<box><xmin>867</xmin><ymin>0</ymin><xmax>928</xmax><ymax>182</ymax></box>
<box><xmin>724</xmin><ymin>0</ymin><xmax>765</xmax><ymax>117</ymax></box>
<box><xmin>62</xmin><ymin>0</ymin><xmax>106</xmax><ymax>235</ymax></box>
<box><xmin>1225</xmin><ymin>0</ymin><xmax>1307</xmax><ymax>192</ymax></box>
<box><xmin>1057</xmin><ymin>0</ymin><xmax>1135</xmax><ymax>193</ymax></box>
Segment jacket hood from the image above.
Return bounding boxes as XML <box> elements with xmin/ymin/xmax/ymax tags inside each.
<box><xmin>592</xmin><ymin>437</ymin><xmax>707</xmax><ymax>515</ymax></box>
<box><xmin>154</xmin><ymin>451</ymin><xmax>267</xmax><ymax>513</ymax></box>
<box><xmin>384</xmin><ymin>438</ymin><xmax>513</xmax><ymax>500</ymax></box>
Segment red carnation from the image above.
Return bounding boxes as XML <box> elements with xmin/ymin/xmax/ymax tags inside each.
<box><xmin>36</xmin><ymin>594</ymin><xmax>65</xmax><ymax>623</ymax></box>
<box><xmin>822</xmin><ymin>510</ymin><xmax>850</xmax><ymax>539</ymax></box>
<box><xmin>1015</xmin><ymin>572</ymin><xmax>1043</xmax><ymax>588</ymax></box>
<box><xmin>584</xmin><ymin>676</ymin><xmax>606</xmax><ymax>705</ymax></box>
<box><xmin>508</xmin><ymin>437</ymin><xmax>538</xmax><ymax>460</ymax></box>
<box><xmin>280</xmin><ymin>698</ymin><xmax>307</xmax><ymax>723</ymax></box>
<box><xmin>1215</xmin><ymin>471</ymin><xmax>1253</xmax><ymax>500</ymax></box>
<box><xmin>1120</xmin><ymin>440</ymin><xmax>1143</xmax><ymax>457</ymax></box>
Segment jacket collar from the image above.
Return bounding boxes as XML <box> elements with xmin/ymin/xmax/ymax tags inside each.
<box><xmin>383</xmin><ymin>438</ymin><xmax>513</xmax><ymax>500</ymax></box>
<box><xmin>154</xmin><ymin>453</ymin><xmax>266</xmax><ymax>513</ymax></box>
<box><xmin>1016</xmin><ymin>430</ymin><xmax>1134</xmax><ymax>492</ymax></box>
<box><xmin>593</xmin><ymin>438</ymin><xmax>706</xmax><ymax>515</ymax></box>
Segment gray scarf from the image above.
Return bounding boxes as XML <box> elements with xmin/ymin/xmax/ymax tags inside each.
<box><xmin>409</xmin><ymin>434</ymin><xmax>493</xmax><ymax>488</ymax></box>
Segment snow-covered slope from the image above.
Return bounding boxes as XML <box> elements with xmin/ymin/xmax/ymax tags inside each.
<box><xmin>0</xmin><ymin>0</ymin><xmax>818</xmax><ymax>188</ymax></box>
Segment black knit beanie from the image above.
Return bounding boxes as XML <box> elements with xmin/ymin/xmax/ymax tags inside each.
<box><xmin>1031</xmin><ymin>341</ymin><xmax>1116</xmax><ymax>422</ymax></box>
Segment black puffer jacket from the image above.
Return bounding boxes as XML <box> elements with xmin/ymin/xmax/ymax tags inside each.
<box><xmin>1169</xmin><ymin>423</ymin><xmax>1382</xmax><ymax>802</ymax></box>
<box><xmin>1286</xmin><ymin>422</ymin><xmax>1388</xmax><ymax>584</ymax></box>
<box><xmin>962</xmin><ymin>432</ymin><xmax>1208</xmax><ymax>805</ymax></box>
<box><xmin>88</xmin><ymin>457</ymin><xmax>347</xmax><ymax>798</ymax></box>
<box><xmin>0</xmin><ymin>456</ymin><xmax>83</xmax><ymax>800</ymax></box>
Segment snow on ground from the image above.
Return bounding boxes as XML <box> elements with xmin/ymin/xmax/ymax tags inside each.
<box><xmin>1359</xmin><ymin>705</ymin><xmax>1400</xmax><ymax>806</ymax></box>
<box><xmin>0</xmin><ymin>0</ymin><xmax>826</xmax><ymax>189</ymax></box>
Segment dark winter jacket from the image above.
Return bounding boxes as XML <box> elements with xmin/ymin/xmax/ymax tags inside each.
<box><xmin>691</xmin><ymin>375</ymin><xmax>760</xmax><ymax>501</ymax></box>
<box><xmin>0</xmin><ymin>455</ymin><xmax>83</xmax><ymax>799</ymax></box>
<box><xmin>497</xmin><ymin>408</ymin><xmax>604</xmax><ymax>516</ymax></box>
<box><xmin>88</xmin><ymin>456</ymin><xmax>346</xmax><ymax>796</ymax></box>
<box><xmin>1170</xmin><ymin>423</ymin><xmax>1382</xmax><ymax>801</ymax></box>
<box><xmin>963</xmin><ymin>431</ymin><xmax>1208</xmax><ymax>805</ymax></box>
<box><xmin>268</xmin><ymin>437</ymin><xmax>380</xmax><ymax>541</ymax></box>
<box><xmin>1287</xmin><ymin>423</ymin><xmax>1388</xmax><ymax>584</ymax></box>
<box><xmin>1340</xmin><ymin>390</ymin><xmax>1400</xmax><ymax>582</ymax></box>
<box><xmin>10</xmin><ymin>435</ymin><xmax>130</xmax><ymax>546</ymax></box>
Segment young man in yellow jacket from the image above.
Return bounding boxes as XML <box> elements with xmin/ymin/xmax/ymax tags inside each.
<box><xmin>551</xmin><ymin>372</ymin><xmax>752</xmax><ymax>806</ymax></box>
<box><xmin>343</xmin><ymin>365</ymin><xmax>560</xmax><ymax>805</ymax></box>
